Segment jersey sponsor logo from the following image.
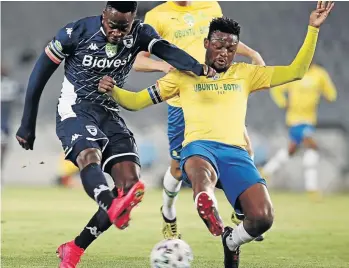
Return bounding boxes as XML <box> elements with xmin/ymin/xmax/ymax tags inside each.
<box><xmin>82</xmin><ymin>54</ymin><xmax>132</xmax><ymax>69</ymax></box>
<box><xmin>194</xmin><ymin>83</ymin><xmax>242</xmax><ymax>92</ymax></box>
<box><xmin>105</xmin><ymin>43</ymin><xmax>118</xmax><ymax>58</ymax></box>
<box><xmin>86</xmin><ymin>125</ymin><xmax>97</xmax><ymax>136</ymax></box>
<box><xmin>123</xmin><ymin>35</ymin><xmax>133</xmax><ymax>48</ymax></box>
<box><xmin>66</xmin><ymin>27</ymin><xmax>73</xmax><ymax>38</ymax></box>
<box><xmin>88</xmin><ymin>43</ymin><xmax>99</xmax><ymax>51</ymax></box>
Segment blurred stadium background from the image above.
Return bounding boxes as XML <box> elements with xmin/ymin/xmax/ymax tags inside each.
<box><xmin>1</xmin><ymin>1</ymin><xmax>349</xmax><ymax>191</ymax></box>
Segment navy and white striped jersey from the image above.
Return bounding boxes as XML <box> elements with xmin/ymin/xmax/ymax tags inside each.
<box><xmin>46</xmin><ymin>16</ymin><xmax>160</xmax><ymax>113</ymax></box>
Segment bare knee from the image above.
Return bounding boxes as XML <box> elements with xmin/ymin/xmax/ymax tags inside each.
<box><xmin>76</xmin><ymin>148</ymin><xmax>102</xmax><ymax>170</ymax></box>
<box><xmin>245</xmin><ymin>203</ymin><xmax>274</xmax><ymax>237</ymax></box>
<box><xmin>111</xmin><ymin>162</ymin><xmax>140</xmax><ymax>191</ymax></box>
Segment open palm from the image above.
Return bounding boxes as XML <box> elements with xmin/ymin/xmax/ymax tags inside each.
<box><xmin>309</xmin><ymin>1</ymin><xmax>335</xmax><ymax>28</ymax></box>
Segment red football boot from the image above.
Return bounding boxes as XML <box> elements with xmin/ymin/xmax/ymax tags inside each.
<box><xmin>56</xmin><ymin>240</ymin><xmax>84</xmax><ymax>268</ymax></box>
<box><xmin>107</xmin><ymin>180</ymin><xmax>145</xmax><ymax>229</ymax></box>
<box><xmin>196</xmin><ymin>192</ymin><xmax>224</xmax><ymax>236</ymax></box>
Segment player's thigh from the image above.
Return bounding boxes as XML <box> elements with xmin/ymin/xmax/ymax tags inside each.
<box><xmin>288</xmin><ymin>140</ymin><xmax>298</xmax><ymax>155</ymax></box>
<box><xmin>167</xmin><ymin>105</ymin><xmax>185</xmax><ymax>162</ymax></box>
<box><xmin>217</xmin><ymin>145</ymin><xmax>269</xmax><ymax>214</ymax></box>
<box><xmin>56</xmin><ymin>116</ymin><xmax>108</xmax><ymax>168</ymax></box>
<box><xmin>180</xmin><ymin>141</ymin><xmax>219</xmax><ymax>189</ymax></box>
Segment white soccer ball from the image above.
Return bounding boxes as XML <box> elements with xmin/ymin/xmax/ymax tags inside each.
<box><xmin>150</xmin><ymin>239</ymin><xmax>194</xmax><ymax>268</ymax></box>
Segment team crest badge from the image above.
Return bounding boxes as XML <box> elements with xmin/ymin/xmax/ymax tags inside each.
<box><xmin>183</xmin><ymin>13</ymin><xmax>195</xmax><ymax>27</ymax></box>
<box><xmin>123</xmin><ymin>35</ymin><xmax>134</xmax><ymax>48</ymax></box>
<box><xmin>105</xmin><ymin>43</ymin><xmax>118</xmax><ymax>58</ymax></box>
<box><xmin>86</xmin><ymin>125</ymin><xmax>97</xmax><ymax>136</ymax></box>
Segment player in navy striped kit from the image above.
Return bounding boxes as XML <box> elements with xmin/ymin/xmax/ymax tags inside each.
<box><xmin>15</xmin><ymin>2</ymin><xmax>215</xmax><ymax>267</ymax></box>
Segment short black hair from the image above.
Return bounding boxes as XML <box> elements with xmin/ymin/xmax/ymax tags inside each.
<box><xmin>208</xmin><ymin>17</ymin><xmax>240</xmax><ymax>40</ymax></box>
<box><xmin>106</xmin><ymin>1</ymin><xmax>138</xmax><ymax>13</ymax></box>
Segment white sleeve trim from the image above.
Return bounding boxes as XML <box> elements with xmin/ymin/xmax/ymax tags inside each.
<box><xmin>148</xmin><ymin>38</ymin><xmax>161</xmax><ymax>53</ymax></box>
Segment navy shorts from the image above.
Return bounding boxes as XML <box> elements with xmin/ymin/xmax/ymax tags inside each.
<box><xmin>56</xmin><ymin>101</ymin><xmax>140</xmax><ymax>175</ymax></box>
<box><xmin>180</xmin><ymin>140</ymin><xmax>266</xmax><ymax>214</ymax></box>
<box><xmin>167</xmin><ymin>105</ymin><xmax>185</xmax><ymax>161</ymax></box>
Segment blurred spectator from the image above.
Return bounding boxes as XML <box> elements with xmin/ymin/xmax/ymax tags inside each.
<box><xmin>1</xmin><ymin>66</ymin><xmax>23</xmax><ymax>171</ymax></box>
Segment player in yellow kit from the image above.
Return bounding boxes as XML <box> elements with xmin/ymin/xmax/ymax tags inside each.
<box><xmin>262</xmin><ymin>63</ymin><xmax>337</xmax><ymax>199</ymax></box>
<box><xmin>99</xmin><ymin>2</ymin><xmax>334</xmax><ymax>267</ymax></box>
<box><xmin>56</xmin><ymin>154</ymin><xmax>79</xmax><ymax>188</ymax></box>
<box><xmin>133</xmin><ymin>1</ymin><xmax>265</xmax><ymax>240</ymax></box>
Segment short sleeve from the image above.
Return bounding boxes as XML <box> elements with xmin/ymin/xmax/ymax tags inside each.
<box><xmin>45</xmin><ymin>22</ymin><xmax>80</xmax><ymax>64</ymax></box>
<box><xmin>248</xmin><ymin>65</ymin><xmax>275</xmax><ymax>92</ymax></box>
<box><xmin>154</xmin><ymin>70</ymin><xmax>181</xmax><ymax>102</ymax></box>
<box><xmin>138</xmin><ymin>23</ymin><xmax>162</xmax><ymax>53</ymax></box>
<box><xmin>144</xmin><ymin>11</ymin><xmax>163</xmax><ymax>36</ymax></box>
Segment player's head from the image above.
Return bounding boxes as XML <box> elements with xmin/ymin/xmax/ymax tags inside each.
<box><xmin>102</xmin><ymin>1</ymin><xmax>138</xmax><ymax>44</ymax></box>
<box><xmin>204</xmin><ymin>17</ymin><xmax>240</xmax><ymax>73</ymax></box>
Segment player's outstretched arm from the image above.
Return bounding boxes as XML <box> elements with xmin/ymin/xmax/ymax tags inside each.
<box><xmin>141</xmin><ymin>24</ymin><xmax>215</xmax><ymax>78</ymax></box>
<box><xmin>15</xmin><ymin>52</ymin><xmax>60</xmax><ymax>150</ymax></box>
<box><xmin>270</xmin><ymin>1</ymin><xmax>334</xmax><ymax>87</ymax></box>
<box><xmin>98</xmin><ymin>74</ymin><xmax>179</xmax><ymax>111</ymax></box>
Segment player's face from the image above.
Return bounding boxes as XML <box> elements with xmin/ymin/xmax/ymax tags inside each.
<box><xmin>204</xmin><ymin>31</ymin><xmax>239</xmax><ymax>73</ymax></box>
<box><xmin>102</xmin><ymin>8</ymin><xmax>135</xmax><ymax>44</ymax></box>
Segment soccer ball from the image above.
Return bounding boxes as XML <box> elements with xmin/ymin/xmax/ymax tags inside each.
<box><xmin>150</xmin><ymin>239</ymin><xmax>193</xmax><ymax>268</ymax></box>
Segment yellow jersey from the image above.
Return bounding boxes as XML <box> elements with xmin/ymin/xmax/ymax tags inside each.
<box><xmin>270</xmin><ymin>64</ymin><xmax>337</xmax><ymax>126</ymax></box>
<box><xmin>156</xmin><ymin>64</ymin><xmax>274</xmax><ymax>148</ymax></box>
<box><xmin>144</xmin><ymin>1</ymin><xmax>222</xmax><ymax>107</ymax></box>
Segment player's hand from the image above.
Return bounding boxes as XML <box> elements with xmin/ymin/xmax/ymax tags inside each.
<box><xmin>98</xmin><ymin>75</ymin><xmax>115</xmax><ymax>93</ymax></box>
<box><xmin>16</xmin><ymin>126</ymin><xmax>35</xmax><ymax>150</ymax></box>
<box><xmin>202</xmin><ymin>64</ymin><xmax>216</xmax><ymax>78</ymax></box>
<box><xmin>309</xmin><ymin>1</ymin><xmax>335</xmax><ymax>28</ymax></box>
<box><xmin>160</xmin><ymin>62</ymin><xmax>175</xmax><ymax>74</ymax></box>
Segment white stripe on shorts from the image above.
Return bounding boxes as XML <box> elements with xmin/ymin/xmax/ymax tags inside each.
<box><xmin>102</xmin><ymin>152</ymin><xmax>139</xmax><ymax>171</ymax></box>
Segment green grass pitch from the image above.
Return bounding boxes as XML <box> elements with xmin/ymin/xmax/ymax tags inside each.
<box><xmin>2</xmin><ymin>187</ymin><xmax>349</xmax><ymax>267</ymax></box>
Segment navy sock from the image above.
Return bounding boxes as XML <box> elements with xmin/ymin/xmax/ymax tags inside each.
<box><xmin>80</xmin><ymin>163</ymin><xmax>114</xmax><ymax>210</ymax></box>
<box><xmin>75</xmin><ymin>207</ymin><xmax>112</xmax><ymax>249</ymax></box>
<box><xmin>74</xmin><ymin>187</ymin><xmax>118</xmax><ymax>250</ymax></box>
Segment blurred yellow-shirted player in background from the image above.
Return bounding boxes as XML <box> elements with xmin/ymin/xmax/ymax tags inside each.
<box><xmin>57</xmin><ymin>154</ymin><xmax>79</xmax><ymax>187</ymax></box>
<box><xmin>262</xmin><ymin>63</ymin><xmax>337</xmax><ymax>199</ymax></box>
<box><xmin>133</xmin><ymin>1</ymin><xmax>265</xmax><ymax>240</ymax></box>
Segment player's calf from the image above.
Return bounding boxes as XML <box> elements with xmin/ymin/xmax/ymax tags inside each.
<box><xmin>225</xmin><ymin>184</ymin><xmax>274</xmax><ymax>250</ymax></box>
<box><xmin>77</xmin><ymin>148</ymin><xmax>116</xmax><ymax>212</ymax></box>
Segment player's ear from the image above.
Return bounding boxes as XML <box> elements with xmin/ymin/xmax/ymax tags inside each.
<box><xmin>204</xmin><ymin>38</ymin><xmax>209</xmax><ymax>49</ymax></box>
